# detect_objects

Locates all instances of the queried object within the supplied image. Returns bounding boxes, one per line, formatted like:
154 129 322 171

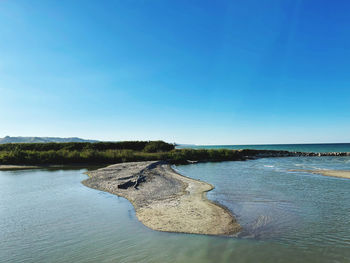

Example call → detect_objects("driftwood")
118 175 146 189
117 180 135 189
134 175 146 189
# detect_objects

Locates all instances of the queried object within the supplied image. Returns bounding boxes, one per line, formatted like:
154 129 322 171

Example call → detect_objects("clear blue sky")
1 0 349 144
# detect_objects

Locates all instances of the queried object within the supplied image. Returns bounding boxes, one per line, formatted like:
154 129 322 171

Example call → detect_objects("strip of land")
0 164 100 171
290 169 350 179
0 165 40 170
82 161 241 236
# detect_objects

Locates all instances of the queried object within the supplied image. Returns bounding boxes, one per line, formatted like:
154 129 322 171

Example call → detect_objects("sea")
1 143 349 263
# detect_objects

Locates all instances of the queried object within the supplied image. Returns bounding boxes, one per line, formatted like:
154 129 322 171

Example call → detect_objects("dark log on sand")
117 174 146 189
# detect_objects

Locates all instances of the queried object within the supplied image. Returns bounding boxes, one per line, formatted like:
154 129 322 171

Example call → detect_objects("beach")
82 161 241 236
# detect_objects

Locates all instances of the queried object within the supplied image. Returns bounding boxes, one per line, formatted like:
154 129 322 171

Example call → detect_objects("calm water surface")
1 157 350 262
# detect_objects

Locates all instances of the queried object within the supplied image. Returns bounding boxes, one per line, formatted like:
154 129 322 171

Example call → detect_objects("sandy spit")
0 165 40 170
82 161 241 236
290 169 350 179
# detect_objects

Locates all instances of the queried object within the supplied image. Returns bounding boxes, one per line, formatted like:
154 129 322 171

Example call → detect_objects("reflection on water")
1 158 350 263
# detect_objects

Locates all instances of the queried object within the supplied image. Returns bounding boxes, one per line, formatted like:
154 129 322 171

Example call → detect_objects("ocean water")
177 143 350 153
1 157 350 263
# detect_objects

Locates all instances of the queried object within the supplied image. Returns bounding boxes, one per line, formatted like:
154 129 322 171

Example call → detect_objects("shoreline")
82 161 241 236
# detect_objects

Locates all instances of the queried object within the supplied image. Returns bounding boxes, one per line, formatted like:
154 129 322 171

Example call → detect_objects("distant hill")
0 136 99 144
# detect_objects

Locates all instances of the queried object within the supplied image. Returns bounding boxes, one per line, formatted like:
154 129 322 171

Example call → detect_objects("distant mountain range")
0 136 99 144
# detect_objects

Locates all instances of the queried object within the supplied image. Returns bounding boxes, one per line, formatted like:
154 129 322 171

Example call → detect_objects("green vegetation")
0 141 174 152
0 141 228 165
0 141 285 165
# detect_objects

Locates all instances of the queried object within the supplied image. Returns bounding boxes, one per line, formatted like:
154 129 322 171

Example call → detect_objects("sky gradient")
1 0 349 144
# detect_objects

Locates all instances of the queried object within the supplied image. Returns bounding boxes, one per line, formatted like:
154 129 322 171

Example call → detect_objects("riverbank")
82 161 241 236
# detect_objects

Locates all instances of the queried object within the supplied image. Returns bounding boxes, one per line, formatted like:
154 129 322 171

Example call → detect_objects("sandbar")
0 165 40 170
290 169 350 179
82 161 241 236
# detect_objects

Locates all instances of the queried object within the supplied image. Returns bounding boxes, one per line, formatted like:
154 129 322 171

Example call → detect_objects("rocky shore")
82 161 241 236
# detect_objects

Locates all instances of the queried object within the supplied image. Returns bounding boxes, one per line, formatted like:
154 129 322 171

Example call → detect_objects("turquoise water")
1 157 350 262
177 143 350 153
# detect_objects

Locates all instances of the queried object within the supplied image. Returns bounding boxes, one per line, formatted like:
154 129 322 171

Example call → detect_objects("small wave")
311 167 330 171
263 165 274 168
238 215 271 239
310 166 325 170
252 215 270 229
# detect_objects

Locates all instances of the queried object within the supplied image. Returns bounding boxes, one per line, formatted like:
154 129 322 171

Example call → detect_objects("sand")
290 169 350 179
0 165 40 170
82 161 241 236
